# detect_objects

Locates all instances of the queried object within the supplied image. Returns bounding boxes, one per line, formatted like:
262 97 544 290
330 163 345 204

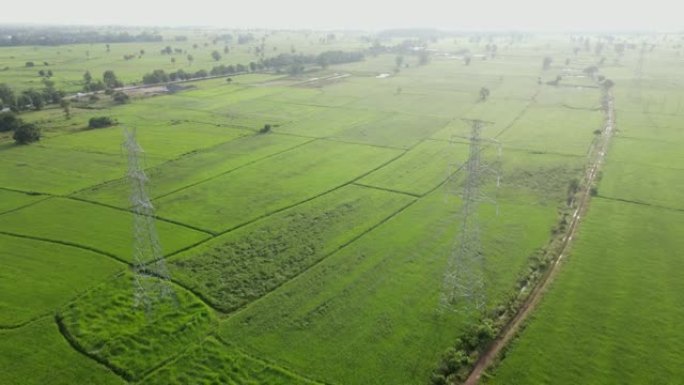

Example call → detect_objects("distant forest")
0 26 162 46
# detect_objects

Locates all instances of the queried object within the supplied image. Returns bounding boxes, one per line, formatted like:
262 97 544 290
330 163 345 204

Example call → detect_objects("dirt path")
462 89 615 385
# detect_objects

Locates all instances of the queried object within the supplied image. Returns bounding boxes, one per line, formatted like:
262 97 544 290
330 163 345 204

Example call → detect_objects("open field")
0 317 125 385
487 199 684 385
486 51 684 384
0 234 122 326
2 29 681 385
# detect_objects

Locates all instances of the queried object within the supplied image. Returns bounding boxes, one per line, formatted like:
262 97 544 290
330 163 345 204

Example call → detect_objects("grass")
154 139 402 232
0 189 46 214
0 197 210 261
168 184 415 312
41 120 251 160
331 112 450 149
498 105 603 156
487 199 684 385
219 183 559 385
359 139 469 196
2 32 666 385
141 337 321 385
0 234 122 326
58 272 217 381
0 144 127 194
0 317 125 385
75 133 310 207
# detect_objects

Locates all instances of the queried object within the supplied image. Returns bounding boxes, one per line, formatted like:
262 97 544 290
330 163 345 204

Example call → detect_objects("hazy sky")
1 0 680 31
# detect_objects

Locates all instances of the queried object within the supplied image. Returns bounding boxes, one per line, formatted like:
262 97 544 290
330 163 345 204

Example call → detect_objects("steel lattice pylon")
441 119 497 312
124 128 175 310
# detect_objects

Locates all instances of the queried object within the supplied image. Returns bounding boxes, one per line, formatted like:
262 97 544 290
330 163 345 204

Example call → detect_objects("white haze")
1 0 681 31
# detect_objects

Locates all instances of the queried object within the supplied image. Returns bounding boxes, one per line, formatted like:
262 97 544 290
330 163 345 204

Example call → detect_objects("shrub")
112 91 130 104
259 124 271 134
0 112 21 132
88 116 115 129
13 123 41 144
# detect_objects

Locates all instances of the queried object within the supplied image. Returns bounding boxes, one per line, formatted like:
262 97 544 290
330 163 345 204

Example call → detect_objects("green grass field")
0 234 122 326
487 199 684 385
0 317 125 385
2 29 680 385
487 52 684 384
0 197 209 261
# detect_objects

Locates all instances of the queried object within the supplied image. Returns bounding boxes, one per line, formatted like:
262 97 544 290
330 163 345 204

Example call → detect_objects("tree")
13 123 41 144
542 56 553 70
171 57 176 66
18 89 44 110
418 50 430 65
25 61 35 67
479 87 490 101
83 70 92 85
0 83 16 108
211 50 221 61
60 99 71 119
249 61 257 72
0 112 21 132
224 46 230 54
601 79 615 90
187 54 194 66
395 55 404 69
103 70 122 88
259 123 271 134
143 69 169 85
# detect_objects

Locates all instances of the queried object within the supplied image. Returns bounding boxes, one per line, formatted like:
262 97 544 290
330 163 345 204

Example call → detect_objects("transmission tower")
633 42 646 100
441 119 499 313
124 128 175 310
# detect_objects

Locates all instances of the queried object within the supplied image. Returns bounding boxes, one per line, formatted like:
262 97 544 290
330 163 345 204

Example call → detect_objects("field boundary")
66 195 216 235
150 137 318 202
54 314 132 382
0 230 129 265
352 182 423 198
596 195 684 213
0 313 52 330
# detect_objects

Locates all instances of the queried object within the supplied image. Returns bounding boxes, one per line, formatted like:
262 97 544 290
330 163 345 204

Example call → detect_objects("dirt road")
462 90 615 385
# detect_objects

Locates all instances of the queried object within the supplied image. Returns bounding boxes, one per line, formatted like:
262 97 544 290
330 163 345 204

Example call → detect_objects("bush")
0 112 21 132
259 123 271 134
88 116 115 129
112 91 129 104
13 123 41 144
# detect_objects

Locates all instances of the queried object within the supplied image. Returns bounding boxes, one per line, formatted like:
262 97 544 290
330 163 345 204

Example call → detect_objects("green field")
2 29 680 385
487 199 684 385
0 234 122 326
487 51 684 384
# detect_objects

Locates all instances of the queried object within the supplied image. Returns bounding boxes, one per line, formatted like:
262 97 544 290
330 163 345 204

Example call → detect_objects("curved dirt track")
462 90 615 385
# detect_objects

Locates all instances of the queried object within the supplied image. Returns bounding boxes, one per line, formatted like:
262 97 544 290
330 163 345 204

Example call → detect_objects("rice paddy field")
1 29 681 385
486 40 684 384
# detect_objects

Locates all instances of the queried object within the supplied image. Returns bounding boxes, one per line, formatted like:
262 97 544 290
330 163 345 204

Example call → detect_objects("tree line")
0 27 162 46
0 81 64 112
140 50 365 85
